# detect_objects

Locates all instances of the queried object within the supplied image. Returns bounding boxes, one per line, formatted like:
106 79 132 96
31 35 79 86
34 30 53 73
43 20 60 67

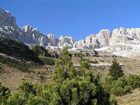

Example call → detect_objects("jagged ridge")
0 8 140 57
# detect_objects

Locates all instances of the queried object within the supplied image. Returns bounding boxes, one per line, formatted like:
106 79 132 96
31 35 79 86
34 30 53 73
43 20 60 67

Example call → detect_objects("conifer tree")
109 59 124 80
53 47 75 82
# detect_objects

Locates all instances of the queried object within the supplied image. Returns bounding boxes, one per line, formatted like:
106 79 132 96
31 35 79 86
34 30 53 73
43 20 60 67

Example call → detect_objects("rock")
57 35 75 49
20 25 50 46
97 29 111 47
0 8 20 39
0 8 17 27
85 34 100 48
109 27 128 46
47 33 58 46
74 40 86 49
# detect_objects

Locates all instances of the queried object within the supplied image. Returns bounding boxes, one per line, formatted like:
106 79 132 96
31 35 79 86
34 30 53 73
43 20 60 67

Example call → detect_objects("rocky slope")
0 8 140 57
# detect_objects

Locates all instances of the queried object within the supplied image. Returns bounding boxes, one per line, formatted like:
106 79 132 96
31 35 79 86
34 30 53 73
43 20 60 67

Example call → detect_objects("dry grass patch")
117 88 140 105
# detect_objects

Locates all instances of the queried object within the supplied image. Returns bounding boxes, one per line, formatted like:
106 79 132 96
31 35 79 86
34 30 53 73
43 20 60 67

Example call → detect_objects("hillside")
0 36 47 71
0 37 41 63
117 88 140 105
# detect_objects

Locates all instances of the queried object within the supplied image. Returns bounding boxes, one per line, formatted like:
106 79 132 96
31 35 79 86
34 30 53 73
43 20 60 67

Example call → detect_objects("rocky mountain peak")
0 8 17 27
1 8 140 57
58 35 75 49
97 29 111 47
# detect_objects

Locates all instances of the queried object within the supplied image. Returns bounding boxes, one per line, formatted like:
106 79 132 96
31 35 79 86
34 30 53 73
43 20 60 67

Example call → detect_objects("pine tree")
53 47 75 82
50 48 114 105
109 59 124 80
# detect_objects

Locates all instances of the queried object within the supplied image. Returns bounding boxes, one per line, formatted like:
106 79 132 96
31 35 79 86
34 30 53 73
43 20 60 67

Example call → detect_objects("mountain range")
0 8 140 57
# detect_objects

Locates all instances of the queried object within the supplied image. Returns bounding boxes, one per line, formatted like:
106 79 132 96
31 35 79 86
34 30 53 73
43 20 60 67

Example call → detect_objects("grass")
117 88 140 105
39 56 56 66
0 55 39 71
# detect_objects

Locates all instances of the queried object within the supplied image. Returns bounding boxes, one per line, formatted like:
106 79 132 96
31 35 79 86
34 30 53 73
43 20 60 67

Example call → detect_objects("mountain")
0 8 140 57
0 8 74 48
0 8 20 39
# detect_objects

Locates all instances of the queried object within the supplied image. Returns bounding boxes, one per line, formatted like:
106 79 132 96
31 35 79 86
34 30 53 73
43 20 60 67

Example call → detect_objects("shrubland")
0 47 140 104
104 59 140 96
0 37 57 71
0 48 117 105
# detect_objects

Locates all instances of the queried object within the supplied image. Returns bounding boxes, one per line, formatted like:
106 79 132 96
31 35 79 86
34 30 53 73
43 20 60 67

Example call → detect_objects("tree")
4 48 116 105
109 59 124 80
7 82 44 105
53 47 75 83
51 48 114 105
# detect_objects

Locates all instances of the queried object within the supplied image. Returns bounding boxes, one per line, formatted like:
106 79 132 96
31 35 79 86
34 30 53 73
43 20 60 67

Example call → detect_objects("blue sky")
0 0 140 40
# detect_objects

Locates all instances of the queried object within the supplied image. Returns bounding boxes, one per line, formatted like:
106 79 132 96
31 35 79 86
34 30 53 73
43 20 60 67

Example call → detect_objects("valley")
0 7 140 105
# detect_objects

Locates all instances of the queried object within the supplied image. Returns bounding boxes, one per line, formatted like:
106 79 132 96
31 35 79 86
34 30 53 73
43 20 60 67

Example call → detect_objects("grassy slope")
1 37 140 104
0 37 46 71
0 63 53 91
117 88 140 105
0 37 42 63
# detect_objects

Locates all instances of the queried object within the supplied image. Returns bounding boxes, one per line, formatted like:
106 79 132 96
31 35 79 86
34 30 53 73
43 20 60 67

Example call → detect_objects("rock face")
0 8 20 39
76 30 111 49
20 25 50 46
74 40 86 49
97 29 111 47
109 27 128 46
57 36 75 49
47 33 58 46
0 8 17 27
110 27 140 46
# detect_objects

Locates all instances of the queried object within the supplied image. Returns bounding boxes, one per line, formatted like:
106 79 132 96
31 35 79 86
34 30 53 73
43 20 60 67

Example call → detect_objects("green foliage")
0 83 10 104
0 37 41 63
109 59 124 80
19 82 37 95
0 37 45 71
126 75 140 88
53 47 75 83
0 55 36 71
39 57 55 65
7 82 45 105
0 48 117 105
31 45 49 57
51 48 114 105
80 59 90 70
105 75 140 96
110 77 131 96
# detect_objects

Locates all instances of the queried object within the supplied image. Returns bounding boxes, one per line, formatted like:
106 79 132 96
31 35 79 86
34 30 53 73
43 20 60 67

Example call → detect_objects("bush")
126 75 140 88
80 59 90 70
110 77 131 95
105 75 140 96
0 83 10 104
51 48 115 105
109 59 124 80
1 48 117 105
